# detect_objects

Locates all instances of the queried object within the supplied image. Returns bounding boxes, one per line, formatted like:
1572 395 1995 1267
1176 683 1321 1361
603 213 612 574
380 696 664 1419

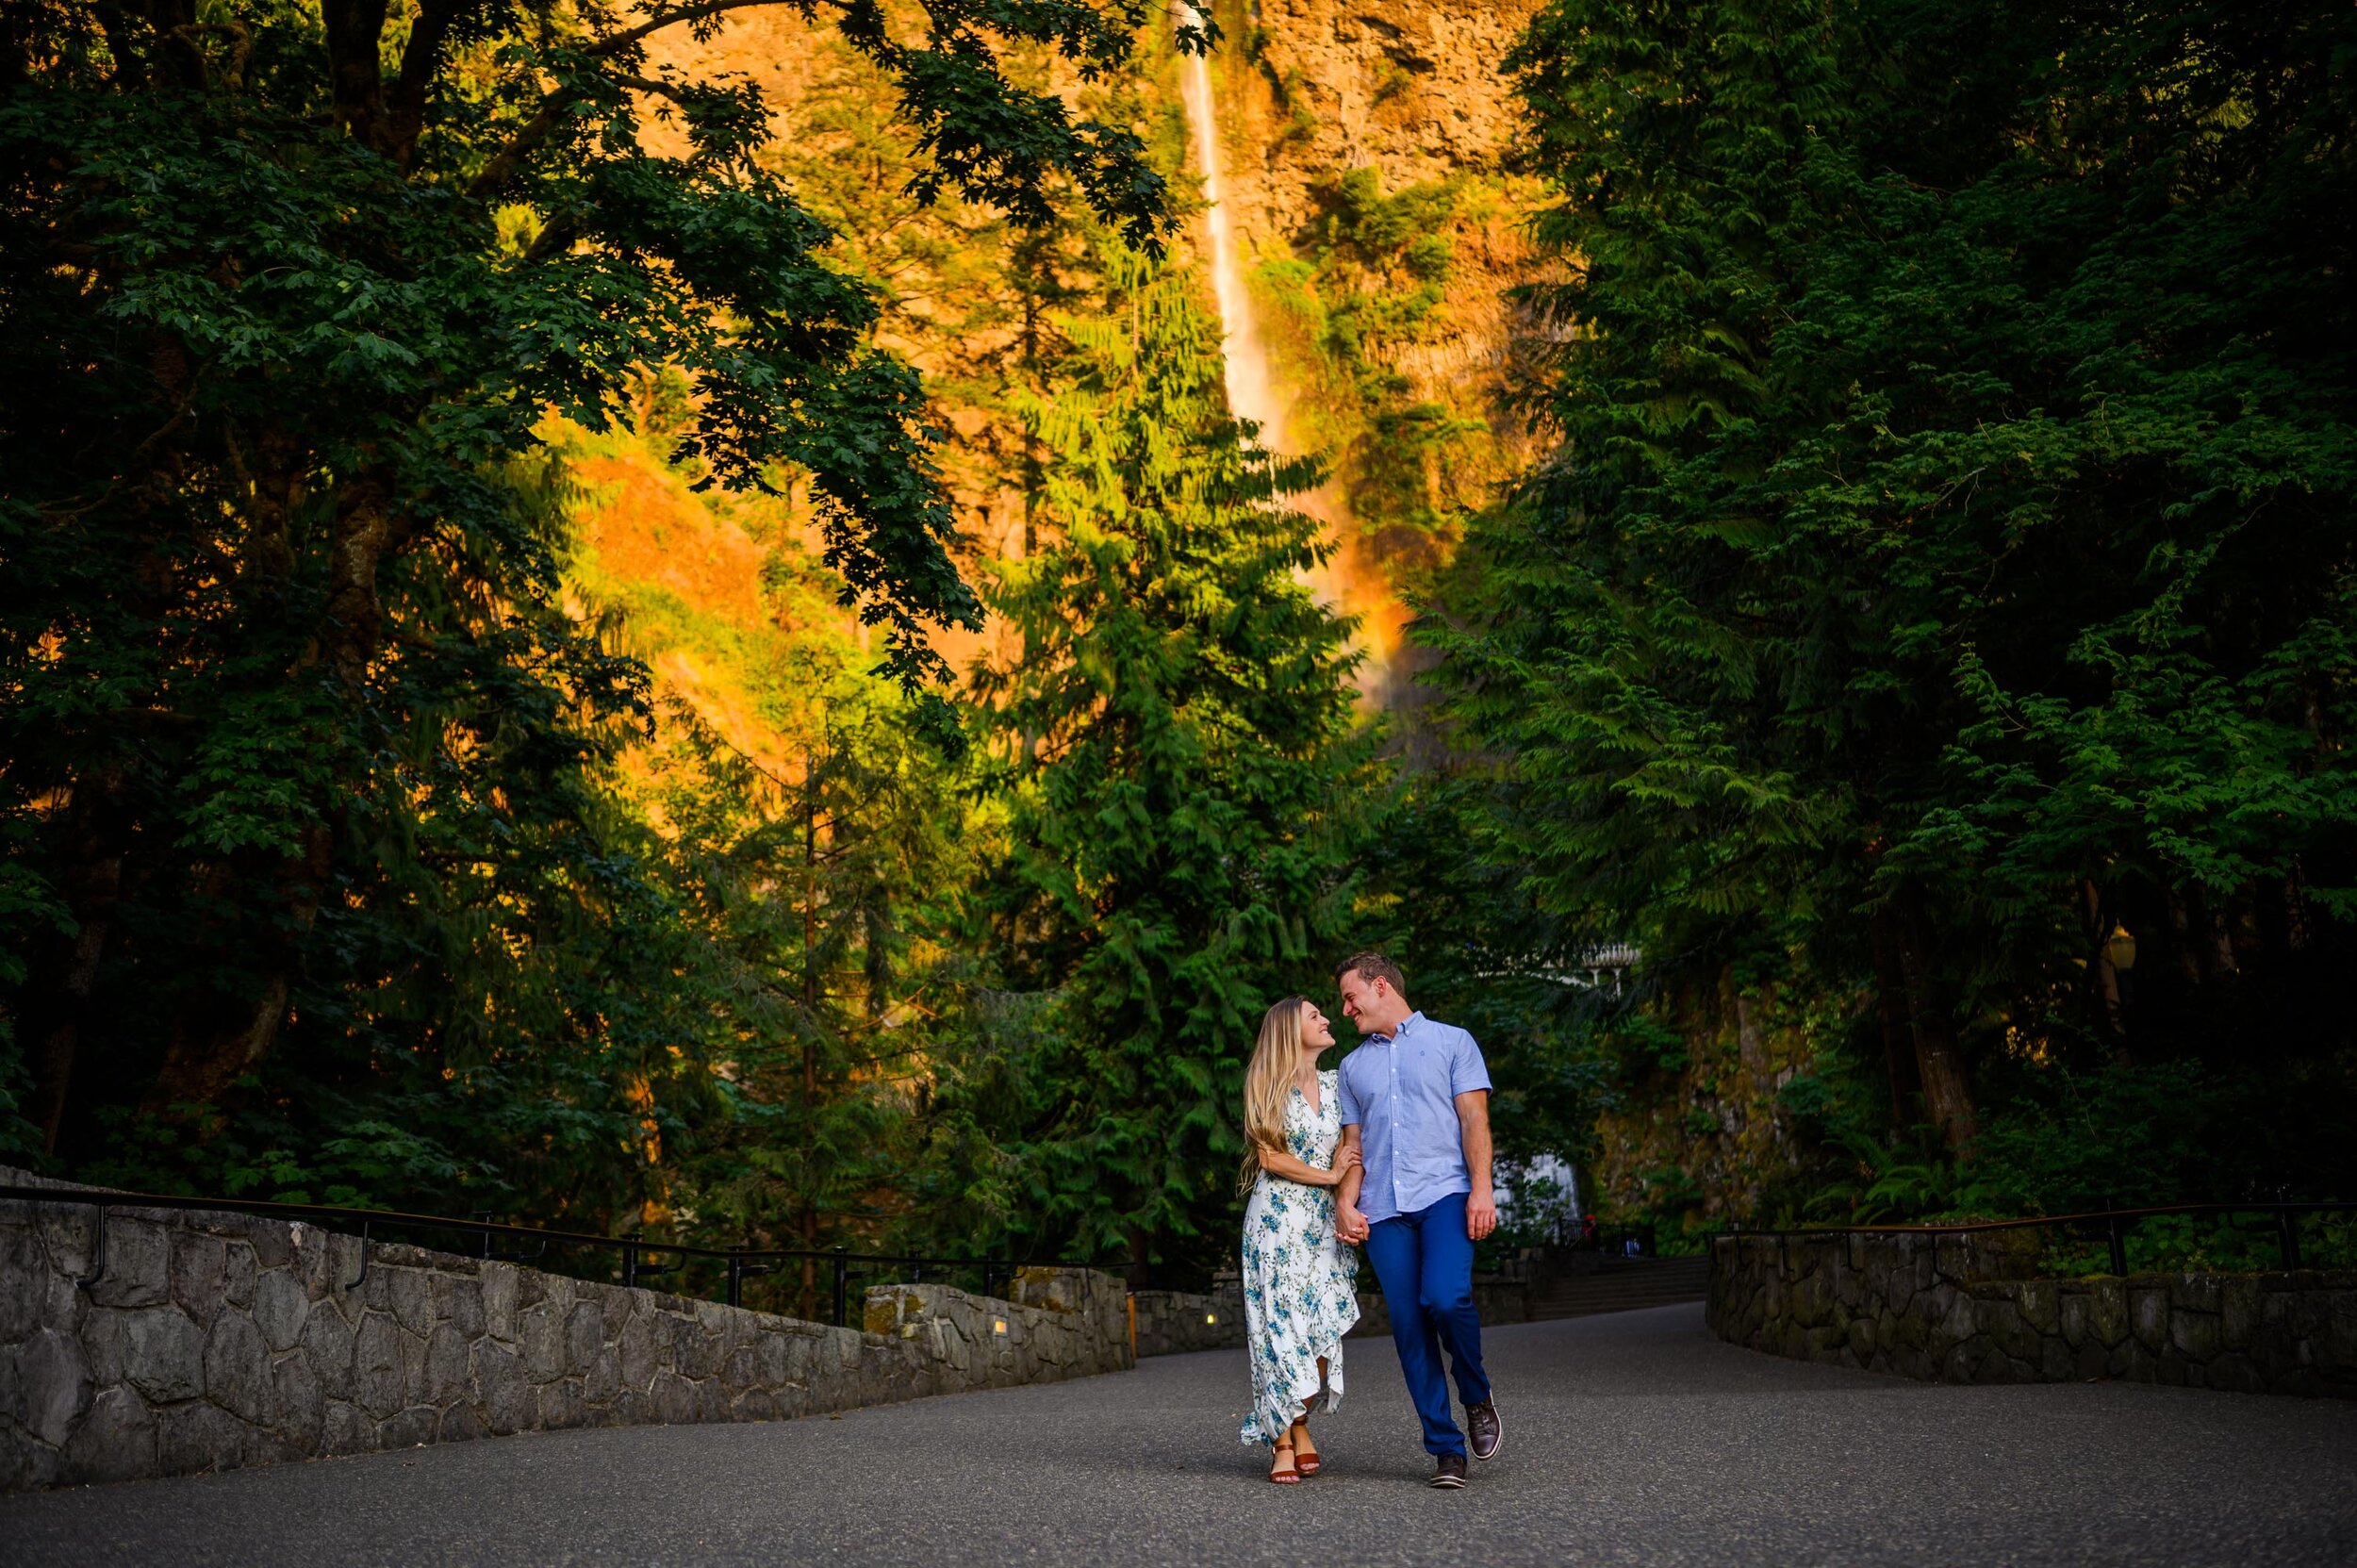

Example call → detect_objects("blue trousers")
1362 1190 1491 1457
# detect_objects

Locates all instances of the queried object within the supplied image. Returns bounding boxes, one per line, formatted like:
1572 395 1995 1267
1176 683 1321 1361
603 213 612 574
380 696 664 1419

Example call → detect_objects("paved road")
6 1304 2354 1567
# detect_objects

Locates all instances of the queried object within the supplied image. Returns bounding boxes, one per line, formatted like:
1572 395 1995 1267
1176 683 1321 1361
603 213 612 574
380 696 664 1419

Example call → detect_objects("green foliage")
1246 166 1509 569
1808 1129 2002 1225
1966 1062 2252 1217
1332 769 1621 1188
959 247 1371 1280
643 688 970 1313
1442 0 2357 1210
2040 1212 2357 1278
0 0 1195 1218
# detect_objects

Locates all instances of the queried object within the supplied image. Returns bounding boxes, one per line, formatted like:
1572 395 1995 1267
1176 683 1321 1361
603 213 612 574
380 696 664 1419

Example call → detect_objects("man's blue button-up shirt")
1337 1012 1492 1225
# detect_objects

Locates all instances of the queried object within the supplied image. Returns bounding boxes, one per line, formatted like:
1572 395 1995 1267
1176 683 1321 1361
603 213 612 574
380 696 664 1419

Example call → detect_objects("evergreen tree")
1446 0 2357 1210
0 0 1205 1195
963 251 1370 1282
648 690 968 1317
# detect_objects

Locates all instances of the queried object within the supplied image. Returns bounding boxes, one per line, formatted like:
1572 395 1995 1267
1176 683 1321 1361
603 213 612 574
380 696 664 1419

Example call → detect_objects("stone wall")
1708 1230 2357 1398
1130 1286 1246 1357
1129 1270 1533 1357
0 1171 1130 1491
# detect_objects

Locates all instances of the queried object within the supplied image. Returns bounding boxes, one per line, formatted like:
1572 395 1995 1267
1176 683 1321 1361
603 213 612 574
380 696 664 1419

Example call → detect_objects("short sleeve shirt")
1337 1013 1492 1225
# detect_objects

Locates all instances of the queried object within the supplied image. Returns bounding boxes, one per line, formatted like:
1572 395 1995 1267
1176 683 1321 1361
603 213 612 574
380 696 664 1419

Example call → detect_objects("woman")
1237 996 1362 1483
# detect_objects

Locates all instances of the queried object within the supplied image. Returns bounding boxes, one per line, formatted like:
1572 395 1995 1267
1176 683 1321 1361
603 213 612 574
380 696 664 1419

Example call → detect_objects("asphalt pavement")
5 1303 2353 1567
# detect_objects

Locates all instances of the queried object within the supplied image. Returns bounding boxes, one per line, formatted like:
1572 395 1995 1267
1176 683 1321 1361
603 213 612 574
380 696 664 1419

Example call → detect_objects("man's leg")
1361 1212 1464 1458
1415 1191 1492 1411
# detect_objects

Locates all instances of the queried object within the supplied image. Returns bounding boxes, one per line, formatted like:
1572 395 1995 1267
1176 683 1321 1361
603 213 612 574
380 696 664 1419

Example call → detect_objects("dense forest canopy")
2 0 2351 1292
1450 0 2357 1231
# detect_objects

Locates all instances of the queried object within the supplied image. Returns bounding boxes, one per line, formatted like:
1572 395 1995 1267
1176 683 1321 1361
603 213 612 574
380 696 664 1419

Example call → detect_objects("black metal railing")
1713 1199 2357 1276
0 1183 1089 1328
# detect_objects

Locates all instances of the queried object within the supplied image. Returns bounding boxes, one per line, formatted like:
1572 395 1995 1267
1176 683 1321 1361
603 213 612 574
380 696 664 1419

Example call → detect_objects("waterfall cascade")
1177 10 1432 699
1177 9 1288 459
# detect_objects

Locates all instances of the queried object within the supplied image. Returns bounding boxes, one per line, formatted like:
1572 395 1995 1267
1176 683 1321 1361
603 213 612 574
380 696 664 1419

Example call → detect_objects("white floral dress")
1238 1069 1360 1447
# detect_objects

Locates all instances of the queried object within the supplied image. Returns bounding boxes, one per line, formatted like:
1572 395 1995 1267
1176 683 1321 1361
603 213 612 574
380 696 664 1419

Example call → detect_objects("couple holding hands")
1235 951 1502 1489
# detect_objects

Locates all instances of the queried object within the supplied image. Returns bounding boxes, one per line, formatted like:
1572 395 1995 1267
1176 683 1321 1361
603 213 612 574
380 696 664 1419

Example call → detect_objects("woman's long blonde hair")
1237 997 1312 1196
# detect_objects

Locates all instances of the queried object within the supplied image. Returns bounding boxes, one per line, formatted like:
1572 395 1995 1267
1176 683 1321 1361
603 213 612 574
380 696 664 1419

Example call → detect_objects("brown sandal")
1268 1441 1301 1484
1292 1425 1321 1476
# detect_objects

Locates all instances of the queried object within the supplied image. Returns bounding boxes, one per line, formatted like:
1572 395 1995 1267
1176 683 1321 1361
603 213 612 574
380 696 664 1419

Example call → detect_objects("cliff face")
1591 978 1836 1237
1200 0 1551 652
612 4 1555 720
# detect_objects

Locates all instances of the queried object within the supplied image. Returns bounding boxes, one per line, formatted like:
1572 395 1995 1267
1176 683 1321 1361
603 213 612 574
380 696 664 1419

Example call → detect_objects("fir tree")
1445 0 2357 1210
648 690 967 1317
964 251 1370 1283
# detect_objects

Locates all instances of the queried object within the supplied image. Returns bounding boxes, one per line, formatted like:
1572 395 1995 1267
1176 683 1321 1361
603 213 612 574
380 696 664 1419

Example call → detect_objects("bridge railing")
1712 1199 2357 1276
0 1181 1095 1328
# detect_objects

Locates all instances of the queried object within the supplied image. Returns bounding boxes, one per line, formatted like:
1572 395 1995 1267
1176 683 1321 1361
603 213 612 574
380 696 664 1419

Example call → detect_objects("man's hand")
1465 1188 1497 1242
1336 1204 1371 1246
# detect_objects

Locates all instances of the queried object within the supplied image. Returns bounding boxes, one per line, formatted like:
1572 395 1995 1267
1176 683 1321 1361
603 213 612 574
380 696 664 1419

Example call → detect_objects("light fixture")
1205 1312 1217 1325
2106 925 2137 973
993 1318 1007 1335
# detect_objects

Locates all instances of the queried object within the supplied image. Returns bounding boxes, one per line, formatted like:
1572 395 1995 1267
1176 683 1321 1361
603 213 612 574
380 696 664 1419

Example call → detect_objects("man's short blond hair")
1335 950 1407 998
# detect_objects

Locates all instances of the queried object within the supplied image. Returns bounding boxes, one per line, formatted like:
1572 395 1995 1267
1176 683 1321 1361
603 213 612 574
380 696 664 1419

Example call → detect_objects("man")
1332 951 1502 1489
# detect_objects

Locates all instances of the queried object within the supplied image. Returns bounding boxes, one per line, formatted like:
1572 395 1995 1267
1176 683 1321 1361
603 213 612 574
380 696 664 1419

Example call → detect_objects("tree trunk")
148 471 402 1114
2164 886 2204 985
1888 895 1977 1151
25 773 132 1156
1868 909 1921 1132
146 820 333 1113
1731 976 1769 1090
799 1205 818 1324
2084 880 2131 1062
1125 1219 1151 1291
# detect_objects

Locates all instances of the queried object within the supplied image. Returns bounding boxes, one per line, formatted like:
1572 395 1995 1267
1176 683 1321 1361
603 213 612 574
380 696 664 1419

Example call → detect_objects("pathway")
5 1304 2353 1566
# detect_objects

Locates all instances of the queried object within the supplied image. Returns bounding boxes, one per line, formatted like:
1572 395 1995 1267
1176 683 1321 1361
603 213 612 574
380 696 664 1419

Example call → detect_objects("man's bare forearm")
1337 1127 1365 1213
1460 1097 1493 1194
1456 1089 1497 1240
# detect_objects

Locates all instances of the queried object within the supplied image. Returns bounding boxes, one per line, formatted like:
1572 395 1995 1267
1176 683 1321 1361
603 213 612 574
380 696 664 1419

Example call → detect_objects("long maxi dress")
1238 1068 1361 1448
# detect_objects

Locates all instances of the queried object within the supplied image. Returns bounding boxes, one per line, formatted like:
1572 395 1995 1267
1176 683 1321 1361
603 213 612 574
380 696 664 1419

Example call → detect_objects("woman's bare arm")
1256 1141 1360 1188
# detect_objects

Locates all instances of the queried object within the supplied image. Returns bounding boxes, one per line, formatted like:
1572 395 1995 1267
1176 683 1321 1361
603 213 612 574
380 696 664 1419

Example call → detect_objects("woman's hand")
1321 1145 1361 1188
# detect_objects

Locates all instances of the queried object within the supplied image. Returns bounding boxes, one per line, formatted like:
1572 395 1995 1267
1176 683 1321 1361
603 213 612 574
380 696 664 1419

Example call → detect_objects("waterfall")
1177 8 1409 692
1177 8 1289 454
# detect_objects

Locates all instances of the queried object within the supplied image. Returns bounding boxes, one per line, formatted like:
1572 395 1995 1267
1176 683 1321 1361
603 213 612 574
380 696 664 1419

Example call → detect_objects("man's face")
1338 969 1384 1032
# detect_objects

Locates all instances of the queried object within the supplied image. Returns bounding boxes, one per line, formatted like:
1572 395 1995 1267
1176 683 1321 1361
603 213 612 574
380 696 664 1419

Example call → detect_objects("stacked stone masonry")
0 1170 1130 1491
1130 1270 1535 1358
1129 1286 1248 1358
1708 1230 2357 1398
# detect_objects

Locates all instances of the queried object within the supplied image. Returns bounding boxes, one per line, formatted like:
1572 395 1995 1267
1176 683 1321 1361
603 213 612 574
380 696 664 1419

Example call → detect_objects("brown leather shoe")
1468 1397 1502 1461
1430 1453 1468 1488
